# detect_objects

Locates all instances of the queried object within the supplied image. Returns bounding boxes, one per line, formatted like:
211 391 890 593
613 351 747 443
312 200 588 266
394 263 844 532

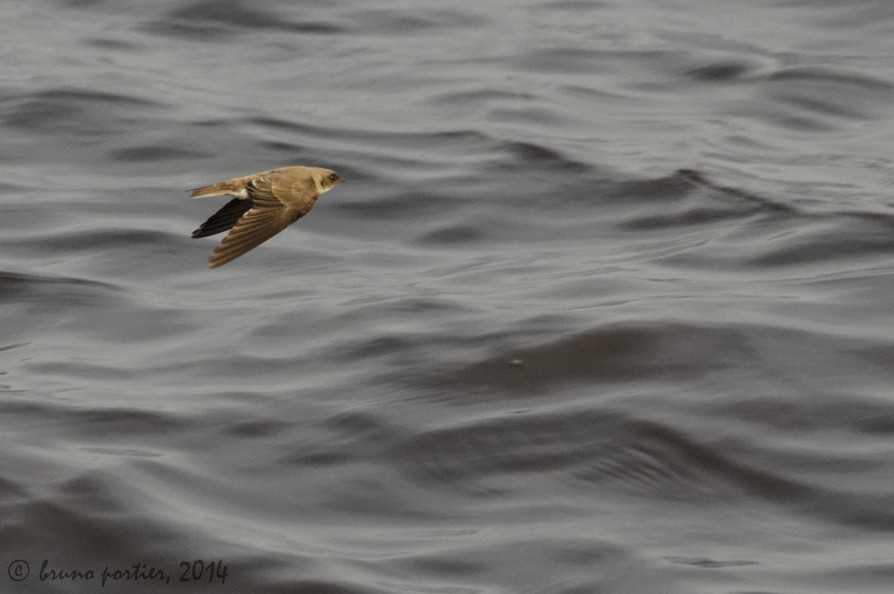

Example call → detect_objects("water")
3 0 894 592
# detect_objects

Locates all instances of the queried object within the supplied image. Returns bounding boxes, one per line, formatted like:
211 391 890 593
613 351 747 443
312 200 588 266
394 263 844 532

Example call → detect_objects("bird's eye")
328 173 338 182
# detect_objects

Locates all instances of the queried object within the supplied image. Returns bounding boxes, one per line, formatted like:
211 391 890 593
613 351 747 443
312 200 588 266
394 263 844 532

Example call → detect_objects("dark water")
3 1 894 592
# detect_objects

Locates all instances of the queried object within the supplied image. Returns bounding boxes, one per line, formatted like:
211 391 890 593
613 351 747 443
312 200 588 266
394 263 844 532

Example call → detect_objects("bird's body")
190 166 340 268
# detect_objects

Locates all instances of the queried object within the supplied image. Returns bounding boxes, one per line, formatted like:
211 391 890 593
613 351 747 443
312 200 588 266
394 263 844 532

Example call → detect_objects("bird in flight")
190 166 341 268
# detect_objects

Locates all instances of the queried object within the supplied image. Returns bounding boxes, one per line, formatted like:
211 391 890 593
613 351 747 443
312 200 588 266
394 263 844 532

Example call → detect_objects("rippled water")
3 1 894 592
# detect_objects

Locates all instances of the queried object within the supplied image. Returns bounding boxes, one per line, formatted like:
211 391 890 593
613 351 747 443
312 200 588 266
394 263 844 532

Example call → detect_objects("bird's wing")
206 179 305 268
191 197 253 238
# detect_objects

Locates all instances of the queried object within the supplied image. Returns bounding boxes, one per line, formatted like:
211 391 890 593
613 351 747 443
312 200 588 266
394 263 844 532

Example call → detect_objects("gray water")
3 1 894 592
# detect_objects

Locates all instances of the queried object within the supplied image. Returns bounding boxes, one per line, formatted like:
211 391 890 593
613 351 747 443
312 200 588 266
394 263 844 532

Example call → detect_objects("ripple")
391 409 793 502
0 271 123 306
754 66 894 130
1 88 163 135
149 0 344 37
684 60 754 82
107 145 210 162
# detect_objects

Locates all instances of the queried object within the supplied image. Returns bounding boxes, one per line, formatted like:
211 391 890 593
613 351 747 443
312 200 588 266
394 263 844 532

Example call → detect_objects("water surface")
2 1 894 592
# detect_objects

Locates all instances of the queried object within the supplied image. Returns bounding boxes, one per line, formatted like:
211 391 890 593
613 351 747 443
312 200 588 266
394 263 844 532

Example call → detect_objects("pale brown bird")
190 166 341 268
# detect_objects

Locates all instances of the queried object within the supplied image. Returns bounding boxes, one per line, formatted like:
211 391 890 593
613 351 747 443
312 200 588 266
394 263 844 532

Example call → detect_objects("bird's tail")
190 183 228 198
189 178 248 199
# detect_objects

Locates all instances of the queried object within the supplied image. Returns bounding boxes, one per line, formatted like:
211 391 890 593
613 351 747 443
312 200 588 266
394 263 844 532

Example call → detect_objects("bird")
190 166 341 268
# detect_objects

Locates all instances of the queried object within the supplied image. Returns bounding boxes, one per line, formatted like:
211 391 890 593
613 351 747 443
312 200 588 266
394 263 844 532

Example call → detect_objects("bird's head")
311 168 341 195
